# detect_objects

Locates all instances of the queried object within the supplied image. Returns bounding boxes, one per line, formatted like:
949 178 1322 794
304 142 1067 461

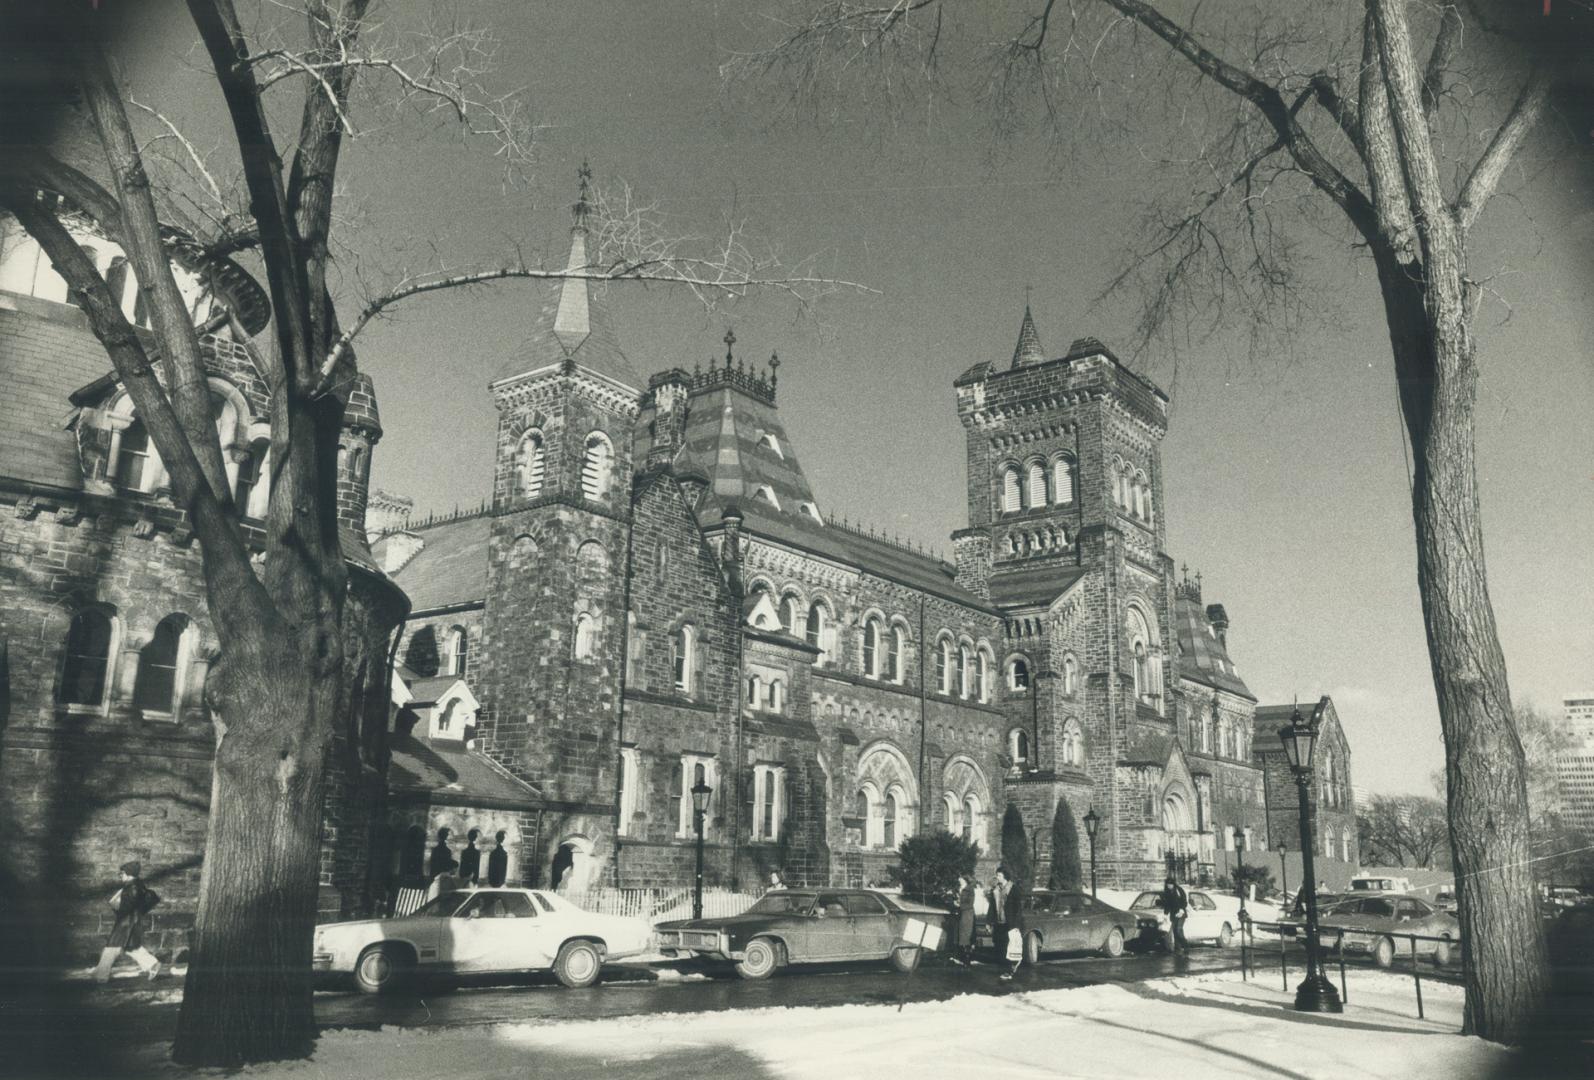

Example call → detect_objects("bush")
888 831 981 905
1049 800 1083 891
1215 864 1276 899
1001 803 1031 886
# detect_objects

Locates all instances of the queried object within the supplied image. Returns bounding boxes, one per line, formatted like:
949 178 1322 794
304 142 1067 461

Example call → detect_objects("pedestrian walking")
487 830 509 887
1159 876 1190 954
992 867 1027 979
954 874 977 965
458 828 482 886
93 861 162 984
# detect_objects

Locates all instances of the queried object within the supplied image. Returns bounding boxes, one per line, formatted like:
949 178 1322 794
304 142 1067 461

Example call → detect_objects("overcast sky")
125 1 1594 796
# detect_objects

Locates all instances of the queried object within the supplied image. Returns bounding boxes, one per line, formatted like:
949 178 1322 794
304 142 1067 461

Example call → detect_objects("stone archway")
550 835 595 894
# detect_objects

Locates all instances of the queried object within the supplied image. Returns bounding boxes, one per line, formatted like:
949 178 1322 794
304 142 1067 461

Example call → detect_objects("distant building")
1561 693 1594 750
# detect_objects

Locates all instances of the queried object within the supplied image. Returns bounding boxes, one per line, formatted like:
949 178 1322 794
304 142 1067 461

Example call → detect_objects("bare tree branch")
1421 3 1464 120
1455 66 1550 231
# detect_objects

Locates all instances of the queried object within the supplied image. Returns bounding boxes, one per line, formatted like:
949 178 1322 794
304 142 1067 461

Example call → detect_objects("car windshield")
1129 893 1161 910
747 892 815 916
409 893 467 918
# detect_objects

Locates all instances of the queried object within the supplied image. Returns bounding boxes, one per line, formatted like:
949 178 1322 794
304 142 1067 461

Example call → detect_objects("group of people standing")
424 827 510 899
951 867 1027 980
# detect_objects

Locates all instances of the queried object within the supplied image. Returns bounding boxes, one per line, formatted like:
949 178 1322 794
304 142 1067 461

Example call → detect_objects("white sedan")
313 888 654 993
1129 889 1241 948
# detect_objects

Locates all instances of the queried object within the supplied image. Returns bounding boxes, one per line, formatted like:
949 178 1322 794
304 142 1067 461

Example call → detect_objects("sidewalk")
118 968 1510 1079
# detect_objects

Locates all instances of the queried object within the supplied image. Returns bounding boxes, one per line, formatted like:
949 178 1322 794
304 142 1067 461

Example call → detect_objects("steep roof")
986 563 1089 609
1011 305 1045 368
388 513 492 613
489 226 641 393
387 733 541 810
1175 594 1255 700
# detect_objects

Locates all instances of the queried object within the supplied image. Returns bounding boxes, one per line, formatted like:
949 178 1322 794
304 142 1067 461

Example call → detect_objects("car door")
841 891 898 959
804 893 856 961
1186 891 1219 941
441 891 545 972
1045 892 1092 952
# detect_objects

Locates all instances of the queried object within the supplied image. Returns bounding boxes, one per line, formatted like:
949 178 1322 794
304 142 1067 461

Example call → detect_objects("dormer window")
755 484 780 510
759 432 783 458
800 502 823 524
115 418 155 491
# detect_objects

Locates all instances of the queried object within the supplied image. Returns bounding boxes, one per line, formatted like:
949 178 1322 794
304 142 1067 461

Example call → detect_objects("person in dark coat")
458 828 482 886
992 866 1027 979
94 861 161 983
1159 876 1190 954
429 827 457 880
954 874 977 965
487 830 509 887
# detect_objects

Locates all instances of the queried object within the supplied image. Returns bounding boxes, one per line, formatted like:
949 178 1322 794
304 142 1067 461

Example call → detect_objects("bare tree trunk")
1374 249 1548 1042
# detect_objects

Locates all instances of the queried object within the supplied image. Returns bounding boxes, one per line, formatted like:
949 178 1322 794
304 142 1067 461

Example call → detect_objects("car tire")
1218 923 1234 949
554 940 603 989
1432 937 1452 967
354 944 410 996
1023 931 1042 965
1372 935 1396 969
734 937 781 980
889 945 921 973
1101 926 1125 958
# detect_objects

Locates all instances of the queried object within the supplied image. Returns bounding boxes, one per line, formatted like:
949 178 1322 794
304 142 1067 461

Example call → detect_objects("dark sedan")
977 890 1151 962
1313 894 1459 967
657 889 954 979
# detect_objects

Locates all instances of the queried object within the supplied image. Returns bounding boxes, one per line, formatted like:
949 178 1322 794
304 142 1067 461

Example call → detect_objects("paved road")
312 946 1251 1032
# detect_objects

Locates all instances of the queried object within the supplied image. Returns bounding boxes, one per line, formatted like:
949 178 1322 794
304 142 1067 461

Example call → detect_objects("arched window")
1001 467 1021 513
887 625 905 682
448 626 469 676
862 617 881 678
1061 720 1083 768
1200 711 1213 754
1027 462 1046 508
956 643 970 698
943 792 961 834
59 608 116 709
1062 653 1078 695
115 417 155 491
1053 456 1075 505
964 793 983 847
747 674 763 709
517 431 545 498
133 614 190 716
1127 605 1159 706
975 650 990 703
1340 828 1352 862
883 787 901 849
936 638 952 694
671 624 695 693
805 601 829 665
576 539 608 575
778 594 799 636
859 782 882 847
769 679 784 713
1008 656 1030 691
1009 729 1030 768
581 431 614 500
573 613 596 660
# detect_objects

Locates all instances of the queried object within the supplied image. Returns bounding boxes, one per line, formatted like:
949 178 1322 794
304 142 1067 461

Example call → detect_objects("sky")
121 1 1594 797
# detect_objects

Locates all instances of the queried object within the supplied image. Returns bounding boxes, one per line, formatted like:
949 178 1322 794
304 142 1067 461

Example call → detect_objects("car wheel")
1217 923 1234 948
354 944 410 996
1432 937 1452 967
734 937 781 980
1101 926 1125 958
889 945 921 973
1372 935 1396 969
554 940 603 989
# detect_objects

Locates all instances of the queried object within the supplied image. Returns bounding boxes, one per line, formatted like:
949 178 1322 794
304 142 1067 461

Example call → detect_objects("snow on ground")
136 968 1508 1080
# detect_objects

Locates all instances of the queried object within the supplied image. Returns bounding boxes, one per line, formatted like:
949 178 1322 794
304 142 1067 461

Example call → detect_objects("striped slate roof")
1175 594 1255 700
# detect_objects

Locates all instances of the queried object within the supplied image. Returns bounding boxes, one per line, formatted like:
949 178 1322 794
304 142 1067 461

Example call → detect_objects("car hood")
657 913 786 932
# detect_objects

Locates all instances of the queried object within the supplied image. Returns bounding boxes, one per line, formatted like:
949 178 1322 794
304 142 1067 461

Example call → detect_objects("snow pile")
178 968 1508 1080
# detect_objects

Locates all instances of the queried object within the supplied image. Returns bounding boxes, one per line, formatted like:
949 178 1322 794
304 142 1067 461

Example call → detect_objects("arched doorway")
550 835 594 894
1161 789 1197 882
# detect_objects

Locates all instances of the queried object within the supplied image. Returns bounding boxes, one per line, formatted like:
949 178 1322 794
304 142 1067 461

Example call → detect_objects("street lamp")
1234 828 1248 920
1083 807 1100 899
1278 703 1342 1013
691 778 712 920
1276 840 1289 906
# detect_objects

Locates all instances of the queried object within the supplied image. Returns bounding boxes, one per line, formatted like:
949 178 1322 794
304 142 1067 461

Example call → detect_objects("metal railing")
1240 914 1456 1020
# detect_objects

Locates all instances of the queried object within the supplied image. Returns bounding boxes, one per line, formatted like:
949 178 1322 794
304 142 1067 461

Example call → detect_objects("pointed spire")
1012 303 1045 368
553 162 594 353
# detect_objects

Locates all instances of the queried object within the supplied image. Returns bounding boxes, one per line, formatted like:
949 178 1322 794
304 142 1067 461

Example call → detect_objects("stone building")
372 190 1362 897
0 198 406 963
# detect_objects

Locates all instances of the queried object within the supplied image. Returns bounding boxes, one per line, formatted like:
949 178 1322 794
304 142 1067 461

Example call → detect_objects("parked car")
1349 875 1413 894
1129 889 1240 949
313 888 655 994
656 888 952 979
1313 893 1458 967
975 889 1150 962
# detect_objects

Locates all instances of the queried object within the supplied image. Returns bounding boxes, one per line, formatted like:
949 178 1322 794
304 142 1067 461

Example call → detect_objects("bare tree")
1359 794 1449 868
732 0 1583 1042
0 1 863 1066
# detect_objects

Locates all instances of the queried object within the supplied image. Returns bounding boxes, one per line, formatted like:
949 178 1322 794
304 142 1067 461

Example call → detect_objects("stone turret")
337 371 382 537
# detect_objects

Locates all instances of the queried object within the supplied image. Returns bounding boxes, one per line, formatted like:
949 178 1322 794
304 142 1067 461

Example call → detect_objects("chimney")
646 369 691 468
1205 603 1230 647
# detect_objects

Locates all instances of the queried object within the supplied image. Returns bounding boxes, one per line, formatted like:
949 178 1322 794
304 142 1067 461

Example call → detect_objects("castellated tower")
953 305 1179 887
336 370 382 537
476 170 644 887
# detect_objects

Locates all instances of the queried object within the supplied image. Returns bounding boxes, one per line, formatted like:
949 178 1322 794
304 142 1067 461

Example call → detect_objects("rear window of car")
748 892 815 916
1190 893 1215 910
458 892 536 919
1130 893 1160 910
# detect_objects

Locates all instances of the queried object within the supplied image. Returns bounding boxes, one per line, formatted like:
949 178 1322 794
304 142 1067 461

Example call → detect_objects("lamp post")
1278 703 1342 1013
691 778 712 920
1083 807 1100 899
1234 828 1248 920
1276 840 1289 906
